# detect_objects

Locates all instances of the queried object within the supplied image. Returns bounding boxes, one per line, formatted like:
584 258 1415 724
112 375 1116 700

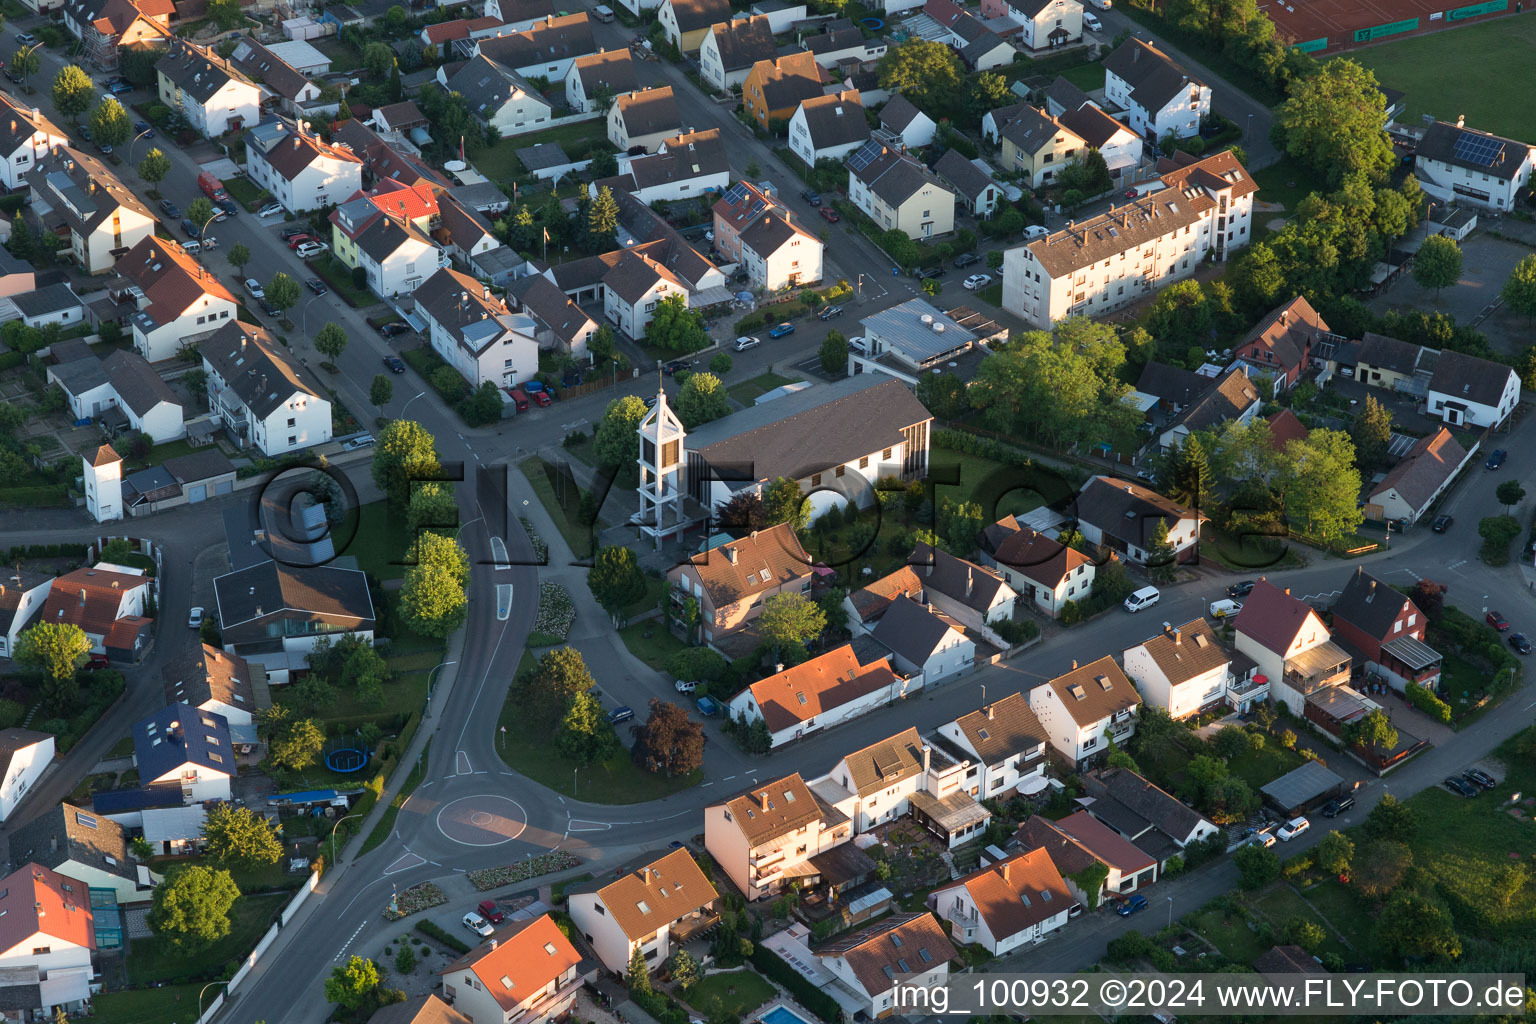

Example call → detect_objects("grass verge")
619 621 688 672
518 456 602 558
126 893 287 985
361 737 432 854
725 371 798 406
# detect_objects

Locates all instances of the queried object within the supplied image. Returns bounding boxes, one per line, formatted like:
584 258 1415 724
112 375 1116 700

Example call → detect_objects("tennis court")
1261 0 1527 53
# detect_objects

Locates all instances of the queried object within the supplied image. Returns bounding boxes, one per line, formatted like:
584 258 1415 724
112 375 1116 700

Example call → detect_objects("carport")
1260 760 1344 817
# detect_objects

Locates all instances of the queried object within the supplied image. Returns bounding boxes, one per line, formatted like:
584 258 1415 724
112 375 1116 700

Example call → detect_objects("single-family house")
1366 427 1470 524
735 204 822 290
1057 101 1142 181
245 118 364 213
933 149 1002 217
667 523 815 642
156 41 260 137
846 139 956 240
1074 476 1205 566
199 321 332 455
470 13 596 82
132 703 234 804
162 644 262 727
602 250 690 340
907 543 1016 636
438 915 588 1024
366 996 471 1024
608 87 680 154
789 89 869 168
1231 580 1351 717
39 566 151 655
566 49 638 113
63 0 172 69
0 729 53 823
1054 810 1159 892
1414 118 1536 211
212 561 374 681
1234 295 1330 394
231 37 329 117
800 18 886 68
1426 349 1521 428
869 595 973 687
0 571 53 660
443 54 555 137
698 16 778 91
1329 566 1442 692
742 51 825 133
414 266 538 389
29 146 155 274
846 565 925 631
977 516 1094 618
47 349 185 443
877 93 936 148
704 773 855 900
996 104 1086 189
0 863 96 1017
1082 766 1220 866
1355 332 1434 392
657 0 730 53
0 93 69 191
726 644 906 749
711 180 786 261
370 101 428 136
420 16 513 58
923 0 1013 71
116 236 238 363
568 848 719 976
508 274 597 361
930 692 1048 800
928 847 1071 954
1102 37 1210 141
1158 366 1261 453
1122 618 1255 719
813 913 955 1019
606 128 731 204
1028 656 1140 765
7 803 154 904
1001 0 1082 49
1013 815 1112 905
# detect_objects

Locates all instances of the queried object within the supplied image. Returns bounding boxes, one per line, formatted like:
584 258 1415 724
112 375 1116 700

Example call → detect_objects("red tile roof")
41 567 148 636
0 863 95 956
367 179 440 222
1054 810 1156 874
1230 579 1324 656
1265 408 1309 450
933 846 1071 941
439 914 580 1011
746 645 899 732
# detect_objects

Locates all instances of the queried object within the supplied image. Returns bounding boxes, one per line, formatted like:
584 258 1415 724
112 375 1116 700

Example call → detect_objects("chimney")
1000 861 1012 883
488 938 498 949
726 546 738 564
293 136 303 150
1132 44 1140 61
641 867 653 883
1174 628 1181 645
774 663 785 674
50 836 57 853
1457 114 1465 128
1071 659 1078 670
1284 588 1291 596
986 703 995 721
1279 310 1288 326
966 567 973 599
921 744 931 777
78 588 87 606
759 789 771 808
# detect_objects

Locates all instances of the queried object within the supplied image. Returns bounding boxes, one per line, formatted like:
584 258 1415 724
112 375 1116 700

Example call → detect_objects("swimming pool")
760 1005 818 1024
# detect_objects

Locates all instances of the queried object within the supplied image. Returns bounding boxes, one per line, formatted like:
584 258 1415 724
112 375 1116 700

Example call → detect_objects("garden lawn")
1185 905 1270 964
275 667 427 726
619 621 688 672
1198 526 1306 572
1057 61 1104 93
348 500 415 581
1250 884 1350 959
308 253 378 307
124 438 200 472
223 176 261 208
929 447 1047 520
1351 17 1536 142
85 984 206 1024
1397 783 1536 938
1223 735 1306 792
683 970 778 1017
519 456 603 558
1298 879 1377 960
725 372 797 406
126 893 287 984
1251 154 1327 216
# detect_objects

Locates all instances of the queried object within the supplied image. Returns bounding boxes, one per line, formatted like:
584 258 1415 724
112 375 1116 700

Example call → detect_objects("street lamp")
329 811 365 865
1166 896 1174 928
400 390 428 419
198 980 230 1018
426 657 456 701
301 294 328 342
1246 113 1253 140
127 126 154 166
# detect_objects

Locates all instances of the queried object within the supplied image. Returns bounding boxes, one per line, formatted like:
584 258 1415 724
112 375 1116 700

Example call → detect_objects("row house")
1028 655 1141 766
845 139 956 240
231 37 332 119
467 13 596 82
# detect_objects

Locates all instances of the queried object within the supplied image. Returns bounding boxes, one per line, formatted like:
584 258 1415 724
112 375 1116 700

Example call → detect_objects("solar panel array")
722 182 749 205
846 138 885 173
1452 129 1505 167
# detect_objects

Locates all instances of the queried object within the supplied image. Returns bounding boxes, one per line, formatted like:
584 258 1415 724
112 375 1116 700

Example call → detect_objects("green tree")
1350 394 1393 471
576 489 599 528
207 0 244 29
1496 479 1526 513
520 646 596 731
406 481 458 535
1233 842 1280 890
1342 707 1398 752
394 944 416 974
590 323 617 365
362 42 395 78
646 294 707 352
762 476 810 531
90 97 131 147
370 373 394 416
372 419 441 509
266 272 302 317
1354 839 1413 896
52 64 95 122
1316 830 1354 876
1276 429 1363 543
757 592 826 655
819 333 848 374
709 352 732 375
202 803 283 870
326 956 382 1010
630 698 705 776
555 690 618 765
915 372 969 420
1378 890 1460 960
588 545 647 623
593 395 648 468
138 147 170 189
876 40 962 113
314 322 348 363
147 866 240 950
399 532 469 638
227 242 252 276
938 497 984 554
186 197 215 232
10 46 39 86
588 185 620 237
268 716 325 770
675 371 729 428
1501 253 1536 322
1168 433 1213 508
1412 234 1463 299
1282 918 1327 955
1273 58 1396 186
6 212 32 260
14 622 91 682
1478 513 1522 564
629 947 652 995
671 949 702 990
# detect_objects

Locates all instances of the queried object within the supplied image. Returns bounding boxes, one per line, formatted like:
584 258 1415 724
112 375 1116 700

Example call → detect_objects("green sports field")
1350 15 1536 141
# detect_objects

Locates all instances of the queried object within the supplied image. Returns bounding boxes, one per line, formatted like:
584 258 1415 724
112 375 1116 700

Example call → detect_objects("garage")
214 479 234 496
187 484 207 503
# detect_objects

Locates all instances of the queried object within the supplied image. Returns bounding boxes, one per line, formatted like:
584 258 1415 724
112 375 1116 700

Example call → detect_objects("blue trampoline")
861 16 883 28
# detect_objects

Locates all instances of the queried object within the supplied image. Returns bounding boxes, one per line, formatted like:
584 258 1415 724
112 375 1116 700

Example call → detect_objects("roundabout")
434 793 529 847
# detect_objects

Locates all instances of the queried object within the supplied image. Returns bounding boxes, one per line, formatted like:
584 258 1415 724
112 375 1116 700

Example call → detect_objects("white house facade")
199 322 332 456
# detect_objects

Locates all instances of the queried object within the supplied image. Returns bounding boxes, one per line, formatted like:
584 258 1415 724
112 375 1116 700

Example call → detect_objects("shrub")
1405 680 1453 724
751 944 842 1022
993 617 1038 645
414 919 470 953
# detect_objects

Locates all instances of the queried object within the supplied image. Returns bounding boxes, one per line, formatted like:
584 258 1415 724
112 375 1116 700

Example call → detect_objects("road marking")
490 536 510 569
722 775 735 781
568 819 613 832
383 852 426 875
700 781 713 787
457 750 473 775
335 920 367 960
497 583 513 620
1448 559 1468 571
474 770 488 774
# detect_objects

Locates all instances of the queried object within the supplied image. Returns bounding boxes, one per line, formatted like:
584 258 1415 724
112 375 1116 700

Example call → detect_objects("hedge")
415 920 470 954
0 485 71 509
1404 680 1452 724
7 543 90 562
933 428 1034 470
751 944 841 1023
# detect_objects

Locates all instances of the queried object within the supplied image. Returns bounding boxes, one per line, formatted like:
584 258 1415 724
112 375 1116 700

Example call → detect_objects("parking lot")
1368 230 1533 357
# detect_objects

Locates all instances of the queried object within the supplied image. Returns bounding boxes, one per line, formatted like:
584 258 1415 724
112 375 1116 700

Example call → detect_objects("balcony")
507 973 585 1024
1283 641 1352 695
670 907 720 942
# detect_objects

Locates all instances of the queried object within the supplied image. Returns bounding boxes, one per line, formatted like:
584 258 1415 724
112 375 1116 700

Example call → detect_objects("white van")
1124 586 1161 613
1082 11 1103 30
1209 598 1242 618
1088 0 1111 9
593 3 615 19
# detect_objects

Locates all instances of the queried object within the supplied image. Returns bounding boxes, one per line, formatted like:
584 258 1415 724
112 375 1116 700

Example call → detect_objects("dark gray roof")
613 87 679 139
1075 476 1200 547
571 48 637 95
213 559 375 630
998 104 1077 156
0 968 40 1012
1136 361 1206 407
8 802 136 883
933 149 994 200
413 266 528 353
448 181 511 211
509 273 594 346
1418 119 1531 181
476 13 595 70
1103 38 1204 114
446 55 544 122
199 321 325 420
163 449 235 483
738 209 808 257
0 89 66 159
163 644 256 713
688 376 932 484
603 251 678 304
797 91 868 150
354 209 431 263
34 145 153 235
630 129 728 190
803 20 864 54
1168 366 1258 435
1084 767 1209 842
49 355 108 397
1260 760 1343 811
101 349 179 417
849 141 950 207
156 40 254 104
11 282 80 319
0 729 51 783
711 15 778 71
908 543 1010 614
1331 567 1419 641
666 0 730 34
1057 102 1132 148
1044 75 1092 115
879 93 924 133
1357 332 1428 376
870 594 959 666
1427 348 1516 408
230 36 314 102
134 702 233 782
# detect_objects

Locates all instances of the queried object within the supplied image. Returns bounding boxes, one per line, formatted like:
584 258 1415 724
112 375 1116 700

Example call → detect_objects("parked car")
953 252 982 268
106 78 133 95
1464 768 1497 789
1208 598 1242 619
1320 796 1354 818
133 119 153 135
296 241 328 259
963 273 992 290
1243 830 1276 848
1486 448 1507 469
261 300 283 318
1123 585 1160 613
817 304 843 320
159 199 182 219
1431 515 1453 533
1486 610 1510 631
1510 633 1532 654
280 226 309 241
1114 893 1148 916
258 202 285 218
477 900 505 925
1277 816 1310 841
606 706 634 725
286 234 314 250
1023 225 1049 240
674 679 696 693
15 33 37 46
343 434 375 451
768 322 795 338
306 278 328 295
1082 10 1103 30
1227 580 1256 598
383 355 406 373
244 278 264 299
818 206 839 223
188 606 205 628
378 322 411 337
462 912 494 937
663 359 693 376
1123 186 1139 199
1444 776 1478 797
847 335 867 355
734 336 759 351
800 189 820 204
530 389 551 407
915 266 945 280
84 653 110 671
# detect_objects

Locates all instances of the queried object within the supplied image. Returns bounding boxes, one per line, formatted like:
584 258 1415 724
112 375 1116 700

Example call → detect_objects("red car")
818 206 840 223
530 389 551 407
286 234 314 250
84 653 110 671
1487 610 1510 631
477 900 505 925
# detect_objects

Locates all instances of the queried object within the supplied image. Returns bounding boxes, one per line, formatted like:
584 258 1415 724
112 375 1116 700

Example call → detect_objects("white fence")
192 871 319 1024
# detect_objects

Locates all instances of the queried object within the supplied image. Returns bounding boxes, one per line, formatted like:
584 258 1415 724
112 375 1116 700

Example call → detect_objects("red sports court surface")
1260 0 1518 52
